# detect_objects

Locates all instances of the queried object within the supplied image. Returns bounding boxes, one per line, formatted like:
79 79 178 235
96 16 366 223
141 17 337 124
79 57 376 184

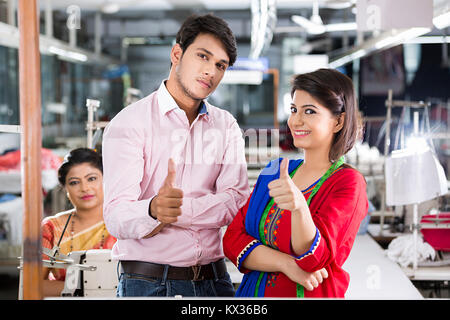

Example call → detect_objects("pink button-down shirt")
102 81 250 267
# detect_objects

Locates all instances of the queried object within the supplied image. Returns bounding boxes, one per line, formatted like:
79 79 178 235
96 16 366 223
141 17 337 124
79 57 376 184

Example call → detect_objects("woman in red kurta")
223 68 368 298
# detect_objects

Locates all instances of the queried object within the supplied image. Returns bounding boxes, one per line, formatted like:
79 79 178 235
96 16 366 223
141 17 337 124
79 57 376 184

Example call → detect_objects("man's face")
173 33 230 101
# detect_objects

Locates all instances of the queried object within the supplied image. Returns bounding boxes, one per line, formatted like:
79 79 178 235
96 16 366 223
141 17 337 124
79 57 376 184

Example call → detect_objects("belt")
120 259 227 281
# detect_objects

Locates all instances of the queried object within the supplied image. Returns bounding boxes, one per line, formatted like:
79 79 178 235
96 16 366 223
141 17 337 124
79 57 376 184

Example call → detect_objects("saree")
235 157 344 297
42 209 116 281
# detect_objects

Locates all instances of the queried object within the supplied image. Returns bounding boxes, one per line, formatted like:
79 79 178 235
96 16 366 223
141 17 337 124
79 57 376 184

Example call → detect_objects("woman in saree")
42 148 116 297
223 68 368 298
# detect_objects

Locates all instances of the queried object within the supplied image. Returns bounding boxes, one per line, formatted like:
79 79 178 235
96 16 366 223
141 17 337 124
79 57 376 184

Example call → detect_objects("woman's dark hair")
290 68 363 162
58 148 103 186
176 13 237 66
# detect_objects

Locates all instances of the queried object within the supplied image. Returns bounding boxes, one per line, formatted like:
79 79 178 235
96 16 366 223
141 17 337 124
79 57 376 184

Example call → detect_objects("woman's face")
65 163 103 211
288 89 343 153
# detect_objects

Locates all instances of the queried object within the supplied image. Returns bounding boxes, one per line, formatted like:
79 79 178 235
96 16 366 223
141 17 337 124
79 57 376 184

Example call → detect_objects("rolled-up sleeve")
102 114 159 240
294 171 367 272
223 194 262 273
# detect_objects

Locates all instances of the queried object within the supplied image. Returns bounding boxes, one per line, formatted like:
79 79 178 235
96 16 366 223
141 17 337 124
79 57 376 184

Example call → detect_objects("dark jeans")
117 264 235 297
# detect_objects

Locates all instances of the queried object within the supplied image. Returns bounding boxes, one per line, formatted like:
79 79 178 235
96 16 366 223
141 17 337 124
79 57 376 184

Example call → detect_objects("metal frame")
17 0 43 300
0 19 118 65
85 99 108 149
381 89 431 236
383 89 432 272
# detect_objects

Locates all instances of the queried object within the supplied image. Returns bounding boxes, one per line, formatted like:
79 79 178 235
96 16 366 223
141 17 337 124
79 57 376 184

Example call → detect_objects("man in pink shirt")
102 14 250 297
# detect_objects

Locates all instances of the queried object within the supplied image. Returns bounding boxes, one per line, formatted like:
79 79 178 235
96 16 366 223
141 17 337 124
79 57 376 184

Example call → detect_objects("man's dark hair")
176 13 237 66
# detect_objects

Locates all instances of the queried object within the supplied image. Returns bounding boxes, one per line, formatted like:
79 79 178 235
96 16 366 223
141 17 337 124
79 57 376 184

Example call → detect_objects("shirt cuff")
173 196 193 227
137 198 162 238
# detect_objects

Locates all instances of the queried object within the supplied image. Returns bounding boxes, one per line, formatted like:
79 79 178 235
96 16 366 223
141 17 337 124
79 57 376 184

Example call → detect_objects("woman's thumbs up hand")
268 158 307 214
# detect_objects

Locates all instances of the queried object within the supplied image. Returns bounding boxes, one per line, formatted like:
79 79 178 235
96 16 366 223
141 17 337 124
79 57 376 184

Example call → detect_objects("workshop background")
0 0 449 300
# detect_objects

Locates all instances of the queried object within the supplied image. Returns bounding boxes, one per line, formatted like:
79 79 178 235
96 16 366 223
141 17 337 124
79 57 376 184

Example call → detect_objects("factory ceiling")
23 0 449 64
40 0 365 41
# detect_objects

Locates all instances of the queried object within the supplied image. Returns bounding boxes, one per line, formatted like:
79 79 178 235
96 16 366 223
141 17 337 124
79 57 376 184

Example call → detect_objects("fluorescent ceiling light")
405 36 450 44
221 70 263 85
329 49 366 69
325 22 357 32
433 11 450 29
0 21 118 65
291 15 357 35
374 28 431 50
101 2 120 14
329 27 430 69
202 0 249 10
291 15 325 34
48 46 87 62
123 37 147 46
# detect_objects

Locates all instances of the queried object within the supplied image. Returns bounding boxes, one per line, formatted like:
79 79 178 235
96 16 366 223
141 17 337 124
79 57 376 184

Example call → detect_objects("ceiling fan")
291 0 357 35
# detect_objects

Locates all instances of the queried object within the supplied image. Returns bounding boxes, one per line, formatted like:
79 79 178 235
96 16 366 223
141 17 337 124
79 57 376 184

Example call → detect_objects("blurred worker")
42 148 116 297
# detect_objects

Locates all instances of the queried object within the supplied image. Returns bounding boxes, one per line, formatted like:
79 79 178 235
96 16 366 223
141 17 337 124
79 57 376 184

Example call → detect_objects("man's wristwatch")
148 196 157 220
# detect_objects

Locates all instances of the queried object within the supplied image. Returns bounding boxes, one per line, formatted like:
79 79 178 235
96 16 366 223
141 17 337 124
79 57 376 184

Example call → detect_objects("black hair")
58 148 103 186
176 13 237 66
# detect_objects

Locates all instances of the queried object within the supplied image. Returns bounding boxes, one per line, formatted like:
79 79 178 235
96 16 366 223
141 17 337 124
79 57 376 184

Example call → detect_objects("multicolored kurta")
223 158 368 298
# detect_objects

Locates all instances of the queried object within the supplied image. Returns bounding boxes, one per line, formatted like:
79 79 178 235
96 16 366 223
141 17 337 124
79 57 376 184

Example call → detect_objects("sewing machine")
18 210 118 300
18 247 118 298
49 247 117 297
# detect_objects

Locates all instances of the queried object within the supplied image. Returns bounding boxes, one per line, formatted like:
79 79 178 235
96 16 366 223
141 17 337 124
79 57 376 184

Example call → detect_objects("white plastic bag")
385 146 448 206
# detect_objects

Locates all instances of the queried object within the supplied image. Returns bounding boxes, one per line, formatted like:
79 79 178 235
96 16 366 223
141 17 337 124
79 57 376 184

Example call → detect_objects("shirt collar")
157 80 211 123
157 80 179 115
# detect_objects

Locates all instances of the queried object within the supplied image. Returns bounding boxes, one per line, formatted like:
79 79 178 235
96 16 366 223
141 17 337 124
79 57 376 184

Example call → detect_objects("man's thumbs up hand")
149 158 183 224
163 158 176 188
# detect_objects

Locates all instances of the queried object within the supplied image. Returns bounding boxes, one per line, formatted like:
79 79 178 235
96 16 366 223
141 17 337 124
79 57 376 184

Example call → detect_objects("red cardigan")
223 166 368 297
